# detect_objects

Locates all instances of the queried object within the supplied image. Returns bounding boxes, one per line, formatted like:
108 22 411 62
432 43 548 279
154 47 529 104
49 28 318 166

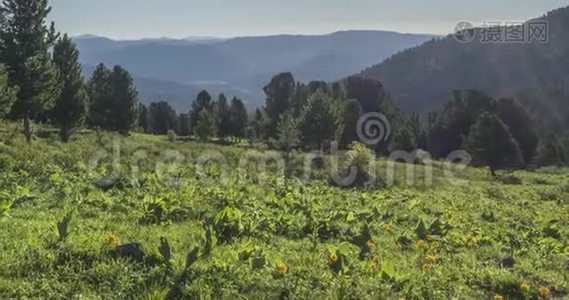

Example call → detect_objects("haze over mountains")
74 31 437 111
360 6 569 131
74 4 569 134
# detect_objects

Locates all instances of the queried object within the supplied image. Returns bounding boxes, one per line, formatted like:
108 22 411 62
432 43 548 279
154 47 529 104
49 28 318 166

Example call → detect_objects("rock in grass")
498 256 516 269
94 176 123 190
110 243 145 262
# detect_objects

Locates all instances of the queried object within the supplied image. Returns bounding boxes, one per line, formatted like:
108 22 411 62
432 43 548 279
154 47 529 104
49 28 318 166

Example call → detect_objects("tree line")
182 71 566 174
137 91 249 143
167 73 400 153
0 0 139 142
0 0 565 174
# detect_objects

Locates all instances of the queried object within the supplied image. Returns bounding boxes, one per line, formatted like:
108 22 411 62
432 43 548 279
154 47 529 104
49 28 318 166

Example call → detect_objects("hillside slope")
360 6 569 129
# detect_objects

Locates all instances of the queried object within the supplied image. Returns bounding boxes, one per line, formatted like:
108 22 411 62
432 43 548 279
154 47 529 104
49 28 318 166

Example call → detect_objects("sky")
49 0 569 40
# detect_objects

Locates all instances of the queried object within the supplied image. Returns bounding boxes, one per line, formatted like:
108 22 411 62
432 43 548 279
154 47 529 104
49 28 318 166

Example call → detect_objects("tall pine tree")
137 103 149 133
190 90 212 130
229 97 248 142
299 90 343 150
108 65 138 134
87 63 112 128
148 101 177 135
263 73 296 137
52 34 87 142
195 109 216 142
87 64 138 134
0 0 59 142
177 113 190 137
464 112 523 175
339 99 363 149
215 93 231 140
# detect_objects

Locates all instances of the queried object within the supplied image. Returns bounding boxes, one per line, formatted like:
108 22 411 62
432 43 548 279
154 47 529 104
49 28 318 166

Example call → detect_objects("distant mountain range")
74 31 438 112
359 6 569 131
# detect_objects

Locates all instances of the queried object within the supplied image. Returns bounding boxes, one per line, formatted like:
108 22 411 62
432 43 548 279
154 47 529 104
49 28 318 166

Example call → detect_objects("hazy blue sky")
49 0 569 39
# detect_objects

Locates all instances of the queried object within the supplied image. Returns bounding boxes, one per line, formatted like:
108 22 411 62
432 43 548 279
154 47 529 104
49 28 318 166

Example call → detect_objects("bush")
167 130 177 142
332 142 383 188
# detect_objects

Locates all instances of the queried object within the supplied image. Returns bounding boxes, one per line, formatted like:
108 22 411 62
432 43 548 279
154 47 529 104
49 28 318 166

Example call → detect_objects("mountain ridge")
74 30 439 111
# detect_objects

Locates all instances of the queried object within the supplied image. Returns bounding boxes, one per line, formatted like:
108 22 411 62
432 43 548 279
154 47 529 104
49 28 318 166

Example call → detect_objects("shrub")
167 130 177 142
332 142 382 188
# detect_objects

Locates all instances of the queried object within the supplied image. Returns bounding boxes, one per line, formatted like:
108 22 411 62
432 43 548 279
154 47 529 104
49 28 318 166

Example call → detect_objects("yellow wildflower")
366 240 376 250
276 261 289 275
382 223 393 232
520 282 531 293
367 255 379 271
493 294 504 300
425 255 436 264
431 241 442 250
369 260 378 272
416 240 428 250
538 286 550 298
106 233 118 245
330 252 339 263
422 263 432 272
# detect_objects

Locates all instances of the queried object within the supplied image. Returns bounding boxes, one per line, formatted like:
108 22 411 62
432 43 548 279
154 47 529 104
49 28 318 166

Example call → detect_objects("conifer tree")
215 93 231 140
138 103 149 133
87 63 112 128
248 108 265 143
463 112 523 175
229 97 248 142
194 109 216 142
536 134 567 167
177 113 190 137
272 112 301 159
263 73 296 137
299 90 343 150
87 64 138 134
339 99 363 149
108 65 138 134
496 97 538 165
0 0 59 142
190 90 212 129
51 34 87 142
148 101 177 135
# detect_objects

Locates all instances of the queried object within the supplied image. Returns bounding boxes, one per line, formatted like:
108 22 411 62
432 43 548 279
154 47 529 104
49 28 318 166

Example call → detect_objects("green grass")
0 128 568 299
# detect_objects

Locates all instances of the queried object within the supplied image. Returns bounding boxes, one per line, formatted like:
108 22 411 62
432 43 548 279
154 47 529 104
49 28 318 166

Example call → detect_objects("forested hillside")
360 6 569 133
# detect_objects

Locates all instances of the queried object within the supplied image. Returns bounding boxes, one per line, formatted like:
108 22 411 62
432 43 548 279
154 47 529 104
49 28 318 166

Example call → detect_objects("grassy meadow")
0 124 568 299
